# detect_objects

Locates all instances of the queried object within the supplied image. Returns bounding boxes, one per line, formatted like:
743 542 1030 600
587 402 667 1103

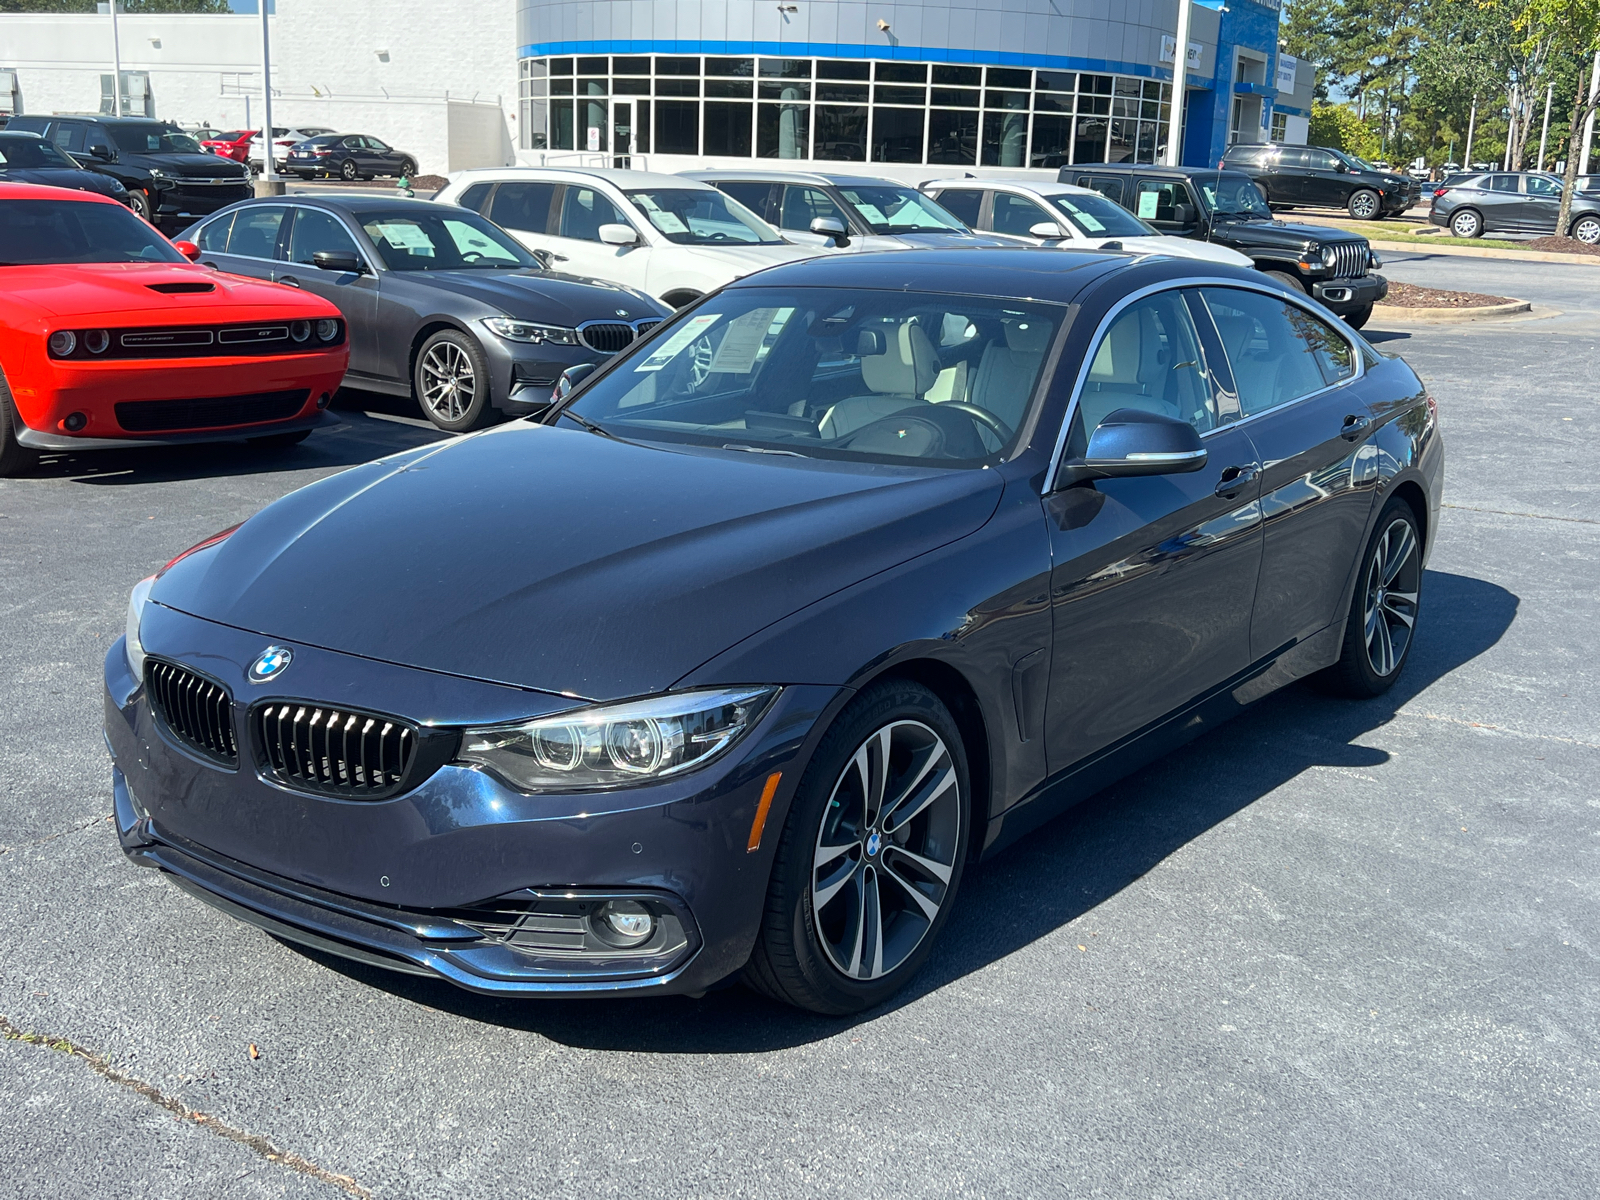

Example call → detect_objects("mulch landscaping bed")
1380 281 1517 308
1523 235 1600 257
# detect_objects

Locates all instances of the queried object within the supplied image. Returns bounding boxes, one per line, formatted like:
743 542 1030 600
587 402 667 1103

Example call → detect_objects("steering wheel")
459 251 485 264
936 402 1013 444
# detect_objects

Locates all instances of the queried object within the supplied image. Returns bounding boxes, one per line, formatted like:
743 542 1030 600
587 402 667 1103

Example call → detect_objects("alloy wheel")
1451 210 1480 238
419 341 477 424
811 720 962 981
341 160 359 180
1349 190 1379 219
1573 216 1600 246
1362 517 1420 677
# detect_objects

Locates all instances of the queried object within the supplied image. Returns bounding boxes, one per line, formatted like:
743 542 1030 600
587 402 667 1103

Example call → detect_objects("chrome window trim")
1046 274 1365 490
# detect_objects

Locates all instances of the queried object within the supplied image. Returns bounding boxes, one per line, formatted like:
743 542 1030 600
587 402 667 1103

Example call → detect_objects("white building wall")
0 0 519 175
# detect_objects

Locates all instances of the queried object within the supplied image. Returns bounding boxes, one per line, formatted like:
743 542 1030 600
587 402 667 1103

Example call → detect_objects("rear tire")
1316 496 1423 698
743 680 972 1015
1344 304 1373 329
340 159 359 181
1347 188 1381 220
0 372 41 478
1265 269 1307 294
1450 208 1483 239
1570 214 1600 245
398 158 417 178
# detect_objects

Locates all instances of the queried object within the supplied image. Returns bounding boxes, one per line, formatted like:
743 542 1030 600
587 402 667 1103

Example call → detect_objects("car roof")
223 193 460 217
452 166 719 191
0 180 120 204
680 169 909 189
0 131 47 140
722 245 1168 302
924 177 1098 197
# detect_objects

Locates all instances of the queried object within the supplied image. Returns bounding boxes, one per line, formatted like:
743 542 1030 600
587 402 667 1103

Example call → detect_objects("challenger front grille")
578 322 636 354
254 702 418 799
1328 241 1369 280
114 389 308 432
146 659 238 767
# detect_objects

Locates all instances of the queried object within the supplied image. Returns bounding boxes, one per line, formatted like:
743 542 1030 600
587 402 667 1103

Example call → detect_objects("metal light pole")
1538 82 1552 170
256 0 283 196
1582 50 1600 173
109 0 123 117
1464 96 1477 168
1503 85 1515 170
1164 0 1193 167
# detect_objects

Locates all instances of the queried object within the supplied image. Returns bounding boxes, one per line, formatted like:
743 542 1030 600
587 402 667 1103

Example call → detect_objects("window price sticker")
634 314 720 371
708 307 794 374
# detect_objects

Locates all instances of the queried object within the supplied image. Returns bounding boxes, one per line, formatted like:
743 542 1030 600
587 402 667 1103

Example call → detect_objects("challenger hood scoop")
146 281 216 294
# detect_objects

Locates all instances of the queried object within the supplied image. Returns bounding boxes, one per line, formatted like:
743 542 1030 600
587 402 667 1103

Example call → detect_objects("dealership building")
515 0 1312 176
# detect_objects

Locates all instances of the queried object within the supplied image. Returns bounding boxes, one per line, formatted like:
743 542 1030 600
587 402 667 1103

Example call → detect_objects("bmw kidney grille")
145 659 238 767
253 702 420 799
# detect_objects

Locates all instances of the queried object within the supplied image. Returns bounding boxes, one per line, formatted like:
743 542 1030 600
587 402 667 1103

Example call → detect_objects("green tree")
1513 0 1600 232
1309 101 1384 157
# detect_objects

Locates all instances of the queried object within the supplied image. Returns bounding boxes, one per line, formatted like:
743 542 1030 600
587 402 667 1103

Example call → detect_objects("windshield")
107 122 203 155
0 137 79 169
1197 172 1272 217
835 186 968 234
1047 192 1153 238
564 287 1060 466
1331 149 1381 173
625 188 784 245
0 199 186 265
357 209 539 271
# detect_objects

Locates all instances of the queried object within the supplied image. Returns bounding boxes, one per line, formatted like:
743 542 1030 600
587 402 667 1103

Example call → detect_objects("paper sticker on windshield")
375 223 434 252
708 307 794 374
854 204 887 225
635 314 720 372
1137 192 1160 219
1075 210 1106 232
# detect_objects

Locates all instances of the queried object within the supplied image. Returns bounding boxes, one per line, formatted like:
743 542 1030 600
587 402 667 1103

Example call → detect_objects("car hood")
134 152 250 179
153 423 1004 700
0 167 122 195
2 261 330 320
1104 236 1254 266
392 269 666 323
691 241 823 272
1210 215 1367 248
866 231 1015 250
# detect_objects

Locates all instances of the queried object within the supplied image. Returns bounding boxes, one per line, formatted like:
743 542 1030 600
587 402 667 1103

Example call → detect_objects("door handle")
1340 413 1372 440
1214 464 1259 499
278 275 301 288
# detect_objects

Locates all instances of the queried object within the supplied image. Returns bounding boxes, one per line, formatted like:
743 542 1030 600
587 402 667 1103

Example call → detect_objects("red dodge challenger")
0 183 349 476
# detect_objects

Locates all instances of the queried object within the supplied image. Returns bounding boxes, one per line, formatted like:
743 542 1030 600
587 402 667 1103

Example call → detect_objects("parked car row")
200 125 337 173
1221 142 1423 219
1428 170 1600 243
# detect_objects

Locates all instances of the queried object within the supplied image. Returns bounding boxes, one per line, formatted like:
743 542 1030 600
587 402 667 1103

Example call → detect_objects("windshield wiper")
557 408 620 440
722 443 809 458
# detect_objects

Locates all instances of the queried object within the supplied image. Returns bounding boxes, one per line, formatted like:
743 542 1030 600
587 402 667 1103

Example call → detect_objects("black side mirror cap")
1055 408 1207 488
1174 203 1197 224
312 250 367 274
809 216 850 247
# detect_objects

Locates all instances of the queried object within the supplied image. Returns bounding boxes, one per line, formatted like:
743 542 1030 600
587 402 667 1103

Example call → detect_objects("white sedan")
434 168 818 308
919 178 1254 267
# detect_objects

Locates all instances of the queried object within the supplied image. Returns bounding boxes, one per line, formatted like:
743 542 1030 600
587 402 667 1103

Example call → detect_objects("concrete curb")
1370 299 1532 323
1367 239 1600 265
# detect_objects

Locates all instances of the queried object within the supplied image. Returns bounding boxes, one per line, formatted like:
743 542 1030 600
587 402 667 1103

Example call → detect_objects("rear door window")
991 192 1057 236
1200 288 1353 417
456 182 492 213
1486 175 1519 193
715 181 778 224
778 184 848 232
928 188 983 227
488 181 558 233
52 121 86 153
1075 175 1126 205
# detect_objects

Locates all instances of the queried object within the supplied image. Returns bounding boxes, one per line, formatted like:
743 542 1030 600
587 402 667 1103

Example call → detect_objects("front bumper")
1311 272 1388 314
151 180 254 223
18 408 339 451
103 605 839 997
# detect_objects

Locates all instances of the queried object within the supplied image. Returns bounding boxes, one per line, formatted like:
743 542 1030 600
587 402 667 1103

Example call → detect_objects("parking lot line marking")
1401 711 1600 751
1441 503 1600 526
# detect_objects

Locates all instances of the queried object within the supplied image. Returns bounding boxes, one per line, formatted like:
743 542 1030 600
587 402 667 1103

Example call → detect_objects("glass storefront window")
1030 113 1072 168
928 109 978 164
707 79 754 98
982 109 1028 167
655 101 699 153
1074 115 1108 162
761 58 812 78
814 105 866 160
933 65 981 86
759 81 810 100
875 85 926 105
656 57 699 75
613 57 650 75
875 62 927 83
577 56 607 74
932 87 979 108
987 67 1031 89
657 79 699 97
817 81 869 103
705 102 754 155
758 103 810 158
817 60 870 80
1108 118 1136 163
706 57 755 77
871 107 925 162
549 58 573 75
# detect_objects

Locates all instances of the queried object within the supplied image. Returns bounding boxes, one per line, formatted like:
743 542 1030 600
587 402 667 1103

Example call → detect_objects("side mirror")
554 362 597 400
530 247 556 270
89 145 114 161
599 223 639 246
1056 409 1207 487
172 239 200 261
312 249 367 274
1174 203 1197 225
809 216 851 247
1029 221 1064 239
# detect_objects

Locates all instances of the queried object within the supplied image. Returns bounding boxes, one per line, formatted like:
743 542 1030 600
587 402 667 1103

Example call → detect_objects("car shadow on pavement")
22 402 446 487
287 568 1518 1050
1362 330 1412 345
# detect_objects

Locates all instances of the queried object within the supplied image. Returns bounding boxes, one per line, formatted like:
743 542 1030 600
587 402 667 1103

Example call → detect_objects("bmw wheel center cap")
249 645 293 684
865 832 881 858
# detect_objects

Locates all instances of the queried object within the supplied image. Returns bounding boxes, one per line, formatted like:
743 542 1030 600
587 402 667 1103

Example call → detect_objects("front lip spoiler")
16 408 339 452
123 822 704 997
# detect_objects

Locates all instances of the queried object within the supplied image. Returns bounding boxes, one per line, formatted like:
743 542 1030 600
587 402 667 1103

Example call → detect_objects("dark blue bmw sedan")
106 247 1442 1014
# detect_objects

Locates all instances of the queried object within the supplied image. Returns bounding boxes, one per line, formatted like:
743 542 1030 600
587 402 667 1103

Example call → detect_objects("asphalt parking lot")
2 253 1596 1200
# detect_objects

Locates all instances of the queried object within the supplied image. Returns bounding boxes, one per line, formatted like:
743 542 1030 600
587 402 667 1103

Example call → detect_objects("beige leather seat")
966 318 1053 432
1077 308 1180 431
818 323 940 439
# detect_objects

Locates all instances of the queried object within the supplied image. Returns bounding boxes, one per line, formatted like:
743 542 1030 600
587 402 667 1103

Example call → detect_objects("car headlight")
149 168 166 179
481 317 579 345
457 686 779 792
314 318 341 342
125 575 155 677
107 178 127 193
1320 246 1338 268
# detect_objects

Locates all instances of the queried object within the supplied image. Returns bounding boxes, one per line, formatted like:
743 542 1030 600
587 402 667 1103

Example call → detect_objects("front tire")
126 188 152 222
1265 268 1307 294
1344 304 1373 330
1570 214 1600 245
1450 208 1483 239
743 680 971 1015
398 157 417 178
340 159 360 181
1347 188 1381 220
413 329 494 432
0 371 41 478
1317 496 1423 697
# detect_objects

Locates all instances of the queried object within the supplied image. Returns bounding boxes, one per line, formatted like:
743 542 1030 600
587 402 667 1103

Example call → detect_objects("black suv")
1429 171 1600 243
3 114 251 228
1059 165 1387 327
1221 143 1421 220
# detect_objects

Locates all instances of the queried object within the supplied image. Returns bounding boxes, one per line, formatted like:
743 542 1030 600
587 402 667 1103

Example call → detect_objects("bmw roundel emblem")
616 308 630 317
249 645 293 684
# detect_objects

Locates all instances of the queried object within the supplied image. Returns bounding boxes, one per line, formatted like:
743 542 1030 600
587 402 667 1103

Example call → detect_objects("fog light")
290 319 311 343
314 318 339 342
593 900 654 947
62 412 88 432
85 329 111 354
48 330 77 357
315 391 331 409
